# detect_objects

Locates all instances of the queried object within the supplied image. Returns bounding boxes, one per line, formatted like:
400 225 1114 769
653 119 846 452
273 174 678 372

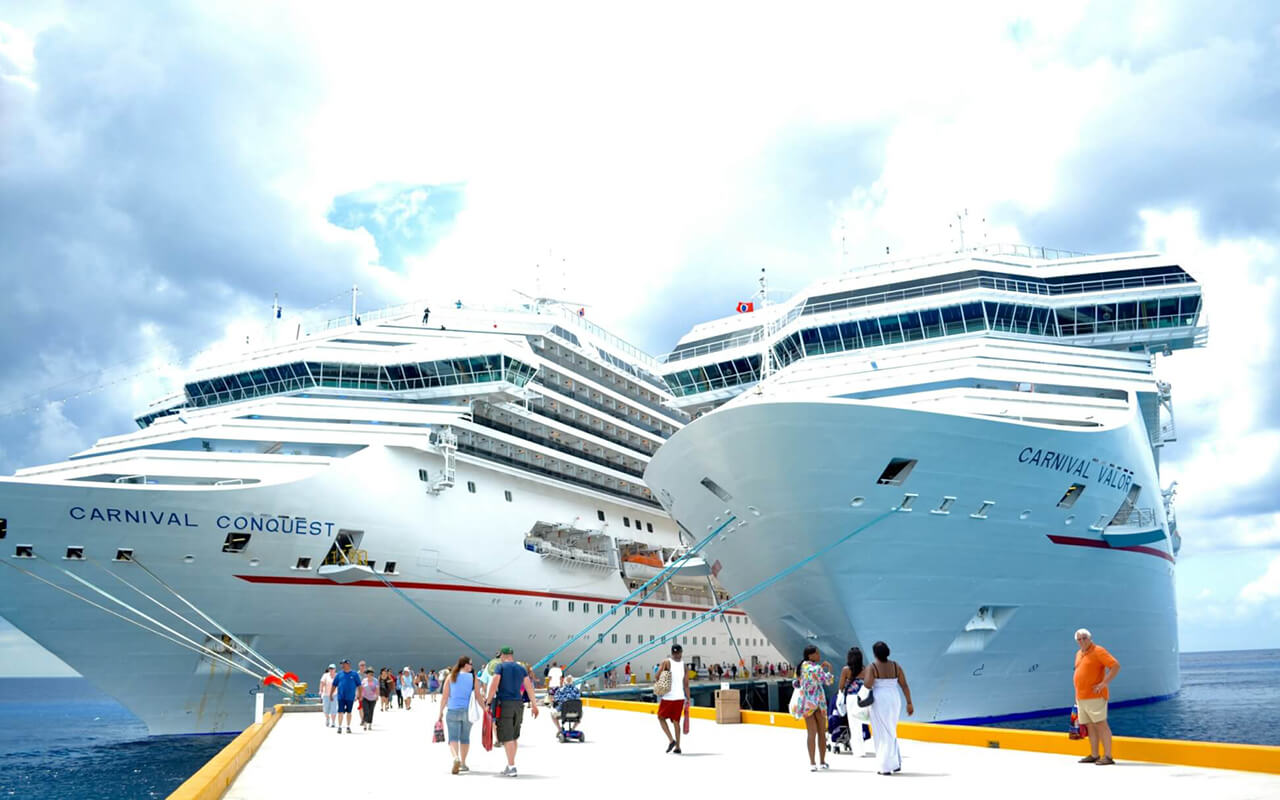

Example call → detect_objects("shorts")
321 695 336 715
446 708 472 744
657 699 684 721
1077 697 1108 724
337 695 354 714
496 699 524 742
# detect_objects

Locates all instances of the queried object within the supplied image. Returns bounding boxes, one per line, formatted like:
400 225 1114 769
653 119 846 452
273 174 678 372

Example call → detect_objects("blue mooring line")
535 515 738 673
576 507 899 685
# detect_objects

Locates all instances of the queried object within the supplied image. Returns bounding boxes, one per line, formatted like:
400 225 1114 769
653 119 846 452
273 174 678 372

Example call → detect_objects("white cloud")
1240 554 1280 608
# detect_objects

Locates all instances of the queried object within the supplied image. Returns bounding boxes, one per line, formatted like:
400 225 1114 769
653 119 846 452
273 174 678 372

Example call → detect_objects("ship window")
114 548 133 562
568 601 575 612
418 469 428 482
552 600 559 611
221 533 251 554
649 608 654 618
383 561 397 574
467 481 476 493
14 545 33 558
62 546 83 560
660 609 665 619
971 500 994 519
626 634 632 644
611 634 618 643
0 518 6 539
584 603 590 614
932 496 956 515
702 637 707 646
712 638 716 646
700 477 733 502
877 458 917 486
646 522 653 532
623 516 631 527
504 490 513 502
295 557 311 570
597 509 606 521
682 636 688 645
1057 484 1086 509
367 560 376 570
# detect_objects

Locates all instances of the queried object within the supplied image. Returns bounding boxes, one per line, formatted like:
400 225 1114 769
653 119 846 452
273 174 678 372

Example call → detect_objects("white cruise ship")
645 244 1204 723
0 300 782 735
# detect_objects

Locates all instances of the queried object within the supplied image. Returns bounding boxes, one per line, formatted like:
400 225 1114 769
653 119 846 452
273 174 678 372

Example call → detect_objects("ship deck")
190 700 1280 799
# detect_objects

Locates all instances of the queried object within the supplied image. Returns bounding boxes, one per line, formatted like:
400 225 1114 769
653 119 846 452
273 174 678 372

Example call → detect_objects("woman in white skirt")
861 640 914 775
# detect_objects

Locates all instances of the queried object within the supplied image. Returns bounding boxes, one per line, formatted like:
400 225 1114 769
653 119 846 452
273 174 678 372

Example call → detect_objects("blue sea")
1 649 1276 799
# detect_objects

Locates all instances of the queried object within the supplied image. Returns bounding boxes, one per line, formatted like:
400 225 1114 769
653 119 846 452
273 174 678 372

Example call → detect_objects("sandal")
1096 757 1115 766
1078 755 1099 763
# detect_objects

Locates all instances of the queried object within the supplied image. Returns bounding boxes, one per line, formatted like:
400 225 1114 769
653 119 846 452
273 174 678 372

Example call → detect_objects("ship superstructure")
0 300 781 734
645 245 1204 722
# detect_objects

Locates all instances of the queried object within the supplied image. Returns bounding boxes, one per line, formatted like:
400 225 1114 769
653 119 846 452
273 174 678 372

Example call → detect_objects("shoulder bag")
653 663 672 697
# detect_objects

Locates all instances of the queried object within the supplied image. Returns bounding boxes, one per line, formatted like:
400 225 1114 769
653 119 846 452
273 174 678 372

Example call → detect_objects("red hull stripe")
234 574 748 616
1047 534 1175 564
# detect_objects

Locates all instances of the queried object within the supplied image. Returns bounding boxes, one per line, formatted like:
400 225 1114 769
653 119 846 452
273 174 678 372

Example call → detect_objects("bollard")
254 691 264 724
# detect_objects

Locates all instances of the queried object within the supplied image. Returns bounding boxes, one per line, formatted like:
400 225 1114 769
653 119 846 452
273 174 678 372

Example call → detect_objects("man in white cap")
1073 628 1121 765
319 664 336 727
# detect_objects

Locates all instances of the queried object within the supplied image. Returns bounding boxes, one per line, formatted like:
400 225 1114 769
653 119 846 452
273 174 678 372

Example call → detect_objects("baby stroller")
827 688 853 754
555 697 585 742
828 684 871 756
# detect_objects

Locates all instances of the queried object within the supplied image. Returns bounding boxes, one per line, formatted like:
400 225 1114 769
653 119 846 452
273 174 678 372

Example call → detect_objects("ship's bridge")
659 246 1206 414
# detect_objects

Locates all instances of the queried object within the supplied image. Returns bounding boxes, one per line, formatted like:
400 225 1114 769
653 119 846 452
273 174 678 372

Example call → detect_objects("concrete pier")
204 701 1280 799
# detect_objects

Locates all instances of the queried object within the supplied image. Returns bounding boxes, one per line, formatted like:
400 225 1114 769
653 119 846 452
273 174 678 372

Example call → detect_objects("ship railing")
1108 507 1157 528
323 548 368 567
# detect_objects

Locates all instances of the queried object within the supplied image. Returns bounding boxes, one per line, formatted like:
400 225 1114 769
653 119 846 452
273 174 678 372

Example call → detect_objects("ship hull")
644 398 1180 722
0 445 779 734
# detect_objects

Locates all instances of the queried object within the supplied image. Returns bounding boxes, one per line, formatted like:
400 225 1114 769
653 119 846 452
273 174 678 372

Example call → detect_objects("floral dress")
795 661 834 717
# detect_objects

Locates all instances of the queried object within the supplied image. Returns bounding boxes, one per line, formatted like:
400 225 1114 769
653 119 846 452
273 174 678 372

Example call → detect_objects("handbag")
433 719 445 743
467 692 483 725
682 700 690 734
481 709 494 751
788 687 803 719
653 668 672 697
856 685 874 708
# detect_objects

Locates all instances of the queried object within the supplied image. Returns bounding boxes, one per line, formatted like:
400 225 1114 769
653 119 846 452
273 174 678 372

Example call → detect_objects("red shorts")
658 699 684 721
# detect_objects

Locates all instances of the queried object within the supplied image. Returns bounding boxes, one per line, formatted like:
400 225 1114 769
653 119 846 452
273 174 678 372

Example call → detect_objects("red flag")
736 302 754 313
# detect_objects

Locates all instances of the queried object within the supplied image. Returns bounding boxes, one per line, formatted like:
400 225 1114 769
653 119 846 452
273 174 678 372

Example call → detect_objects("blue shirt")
447 672 474 710
333 669 361 700
494 661 528 702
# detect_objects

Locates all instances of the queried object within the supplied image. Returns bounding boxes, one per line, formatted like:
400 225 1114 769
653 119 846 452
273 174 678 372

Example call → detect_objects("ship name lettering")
215 515 332 536
1016 447 1093 480
68 506 198 527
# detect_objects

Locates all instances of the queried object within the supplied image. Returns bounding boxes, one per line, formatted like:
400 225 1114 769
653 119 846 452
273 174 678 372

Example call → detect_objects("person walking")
417 668 429 702
319 664 336 728
360 669 379 730
793 645 833 771
838 647 872 756
624 661 631 684
332 659 360 734
401 667 415 711
547 662 563 691
483 646 539 777
655 643 690 754
1073 628 1121 765
439 655 484 774
428 669 440 702
862 641 913 775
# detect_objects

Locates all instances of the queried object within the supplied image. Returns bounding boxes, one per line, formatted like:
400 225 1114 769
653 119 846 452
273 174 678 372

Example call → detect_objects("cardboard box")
714 689 740 724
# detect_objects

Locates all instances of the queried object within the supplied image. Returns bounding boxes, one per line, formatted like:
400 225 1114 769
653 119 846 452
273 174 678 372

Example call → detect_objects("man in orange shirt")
1073 628 1121 765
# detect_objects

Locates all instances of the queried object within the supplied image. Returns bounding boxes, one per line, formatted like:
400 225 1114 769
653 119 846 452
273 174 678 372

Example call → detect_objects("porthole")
1064 515 1076 526
747 506 761 516
1019 509 1032 520
183 555 195 564
850 497 865 507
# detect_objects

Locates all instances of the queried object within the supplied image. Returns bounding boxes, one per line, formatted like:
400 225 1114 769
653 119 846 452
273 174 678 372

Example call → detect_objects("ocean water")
1 650 1276 798
987 649 1280 745
0 679 233 800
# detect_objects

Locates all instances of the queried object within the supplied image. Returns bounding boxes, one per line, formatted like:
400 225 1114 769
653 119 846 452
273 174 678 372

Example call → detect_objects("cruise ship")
645 244 1204 723
0 300 782 735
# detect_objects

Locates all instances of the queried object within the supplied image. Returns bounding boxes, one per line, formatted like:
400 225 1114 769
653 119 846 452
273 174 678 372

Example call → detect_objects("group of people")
318 660 446 732
786 629 1124 775
792 641 913 774
314 627 1124 778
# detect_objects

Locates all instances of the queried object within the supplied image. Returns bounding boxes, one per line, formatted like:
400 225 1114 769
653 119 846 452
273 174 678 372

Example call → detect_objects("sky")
0 1 1278 675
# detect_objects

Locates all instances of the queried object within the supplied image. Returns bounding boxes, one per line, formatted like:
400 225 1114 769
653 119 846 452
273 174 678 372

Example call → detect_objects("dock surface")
224 702 1280 798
